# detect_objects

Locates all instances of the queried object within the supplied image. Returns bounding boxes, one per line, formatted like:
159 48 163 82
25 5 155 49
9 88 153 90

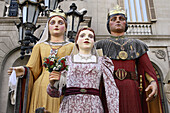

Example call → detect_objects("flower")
51 58 54 61
43 56 68 72
50 61 54 66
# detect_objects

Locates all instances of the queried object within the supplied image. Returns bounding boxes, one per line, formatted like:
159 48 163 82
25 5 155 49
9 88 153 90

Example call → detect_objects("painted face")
48 16 66 37
77 30 95 50
109 15 126 33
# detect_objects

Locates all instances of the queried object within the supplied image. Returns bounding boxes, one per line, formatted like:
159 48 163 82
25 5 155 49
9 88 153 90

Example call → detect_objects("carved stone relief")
152 50 166 61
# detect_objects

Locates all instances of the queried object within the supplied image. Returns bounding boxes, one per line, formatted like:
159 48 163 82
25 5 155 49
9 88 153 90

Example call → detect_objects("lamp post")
16 0 43 59
66 3 87 42
44 0 64 17
16 1 85 59
16 0 64 59
44 0 63 11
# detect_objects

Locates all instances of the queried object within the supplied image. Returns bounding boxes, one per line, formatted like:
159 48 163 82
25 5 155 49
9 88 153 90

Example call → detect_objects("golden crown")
49 8 66 19
108 5 126 17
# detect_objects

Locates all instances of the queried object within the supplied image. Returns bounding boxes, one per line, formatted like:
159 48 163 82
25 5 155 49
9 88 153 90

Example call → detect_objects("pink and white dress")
47 55 119 113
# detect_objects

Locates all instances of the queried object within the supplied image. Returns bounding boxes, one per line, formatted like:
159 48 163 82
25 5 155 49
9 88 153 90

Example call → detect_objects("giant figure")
95 5 163 113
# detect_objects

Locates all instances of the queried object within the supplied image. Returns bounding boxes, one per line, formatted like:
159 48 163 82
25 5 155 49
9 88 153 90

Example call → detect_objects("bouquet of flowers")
43 55 68 73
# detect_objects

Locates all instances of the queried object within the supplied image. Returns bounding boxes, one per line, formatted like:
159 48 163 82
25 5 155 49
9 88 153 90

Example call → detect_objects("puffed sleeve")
26 44 42 80
101 56 119 113
47 84 60 98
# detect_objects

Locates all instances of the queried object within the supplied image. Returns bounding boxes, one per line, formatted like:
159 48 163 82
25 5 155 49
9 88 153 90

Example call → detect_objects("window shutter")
148 0 157 21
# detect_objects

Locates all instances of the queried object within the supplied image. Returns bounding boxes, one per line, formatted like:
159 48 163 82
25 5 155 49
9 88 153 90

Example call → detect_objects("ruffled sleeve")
101 56 119 113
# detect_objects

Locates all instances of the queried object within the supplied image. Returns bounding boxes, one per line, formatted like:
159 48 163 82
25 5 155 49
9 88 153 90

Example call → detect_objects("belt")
113 69 138 81
65 87 99 96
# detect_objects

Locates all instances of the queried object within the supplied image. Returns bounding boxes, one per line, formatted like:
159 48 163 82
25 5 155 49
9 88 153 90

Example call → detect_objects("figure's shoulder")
99 56 113 64
36 42 49 47
67 42 75 47
130 39 148 47
33 42 47 49
63 42 75 48
95 39 110 49
96 39 109 43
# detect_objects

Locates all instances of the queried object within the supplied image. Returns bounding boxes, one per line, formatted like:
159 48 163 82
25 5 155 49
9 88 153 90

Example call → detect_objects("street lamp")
44 0 64 11
44 0 64 17
66 3 87 42
17 0 43 59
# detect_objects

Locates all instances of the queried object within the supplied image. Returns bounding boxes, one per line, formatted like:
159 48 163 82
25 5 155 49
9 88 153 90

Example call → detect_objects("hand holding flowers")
49 71 61 86
43 55 68 73
43 55 68 84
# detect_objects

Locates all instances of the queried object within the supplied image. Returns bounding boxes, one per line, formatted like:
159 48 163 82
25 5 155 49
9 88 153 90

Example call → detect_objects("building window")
124 0 148 22
122 0 156 22
8 0 18 17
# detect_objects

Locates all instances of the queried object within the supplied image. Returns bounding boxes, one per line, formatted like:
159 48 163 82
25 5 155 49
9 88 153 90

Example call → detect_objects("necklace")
78 53 92 61
109 39 130 50
49 42 63 55
109 39 130 60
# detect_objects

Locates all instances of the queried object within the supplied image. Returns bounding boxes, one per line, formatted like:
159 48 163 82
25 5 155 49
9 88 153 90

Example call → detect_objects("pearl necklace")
49 42 63 55
78 53 92 61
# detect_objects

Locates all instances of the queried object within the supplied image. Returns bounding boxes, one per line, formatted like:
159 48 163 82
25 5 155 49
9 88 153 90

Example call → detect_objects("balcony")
126 22 152 35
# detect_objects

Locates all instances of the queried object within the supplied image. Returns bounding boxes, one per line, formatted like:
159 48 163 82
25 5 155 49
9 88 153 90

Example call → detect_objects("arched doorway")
0 47 30 113
152 62 169 113
6 55 30 113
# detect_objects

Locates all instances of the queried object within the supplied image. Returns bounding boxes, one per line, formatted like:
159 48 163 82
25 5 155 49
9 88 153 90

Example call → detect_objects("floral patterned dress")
47 56 119 113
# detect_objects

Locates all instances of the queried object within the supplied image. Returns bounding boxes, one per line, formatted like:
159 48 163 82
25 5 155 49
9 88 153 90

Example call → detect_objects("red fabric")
112 59 142 113
65 87 100 96
137 53 163 113
112 53 162 113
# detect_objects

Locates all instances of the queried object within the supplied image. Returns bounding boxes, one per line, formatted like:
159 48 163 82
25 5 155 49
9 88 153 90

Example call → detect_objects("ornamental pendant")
50 49 58 55
120 46 124 50
119 51 128 60
54 50 58 54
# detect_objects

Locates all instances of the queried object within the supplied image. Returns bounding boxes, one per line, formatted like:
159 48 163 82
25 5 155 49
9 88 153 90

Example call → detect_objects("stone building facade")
0 0 170 113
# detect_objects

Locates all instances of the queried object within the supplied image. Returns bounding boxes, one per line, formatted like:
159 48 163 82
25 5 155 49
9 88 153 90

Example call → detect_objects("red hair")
75 27 96 43
75 27 96 50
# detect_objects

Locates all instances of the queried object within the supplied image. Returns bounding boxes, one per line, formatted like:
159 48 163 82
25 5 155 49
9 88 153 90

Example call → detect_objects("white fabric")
74 53 96 62
9 69 18 105
10 90 16 105
9 69 17 91
36 22 49 45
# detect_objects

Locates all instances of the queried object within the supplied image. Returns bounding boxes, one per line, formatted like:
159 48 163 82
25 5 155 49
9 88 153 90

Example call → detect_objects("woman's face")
77 30 95 50
48 16 66 37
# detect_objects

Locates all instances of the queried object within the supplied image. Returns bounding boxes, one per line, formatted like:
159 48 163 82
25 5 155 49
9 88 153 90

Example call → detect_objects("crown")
108 5 126 17
49 8 66 19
